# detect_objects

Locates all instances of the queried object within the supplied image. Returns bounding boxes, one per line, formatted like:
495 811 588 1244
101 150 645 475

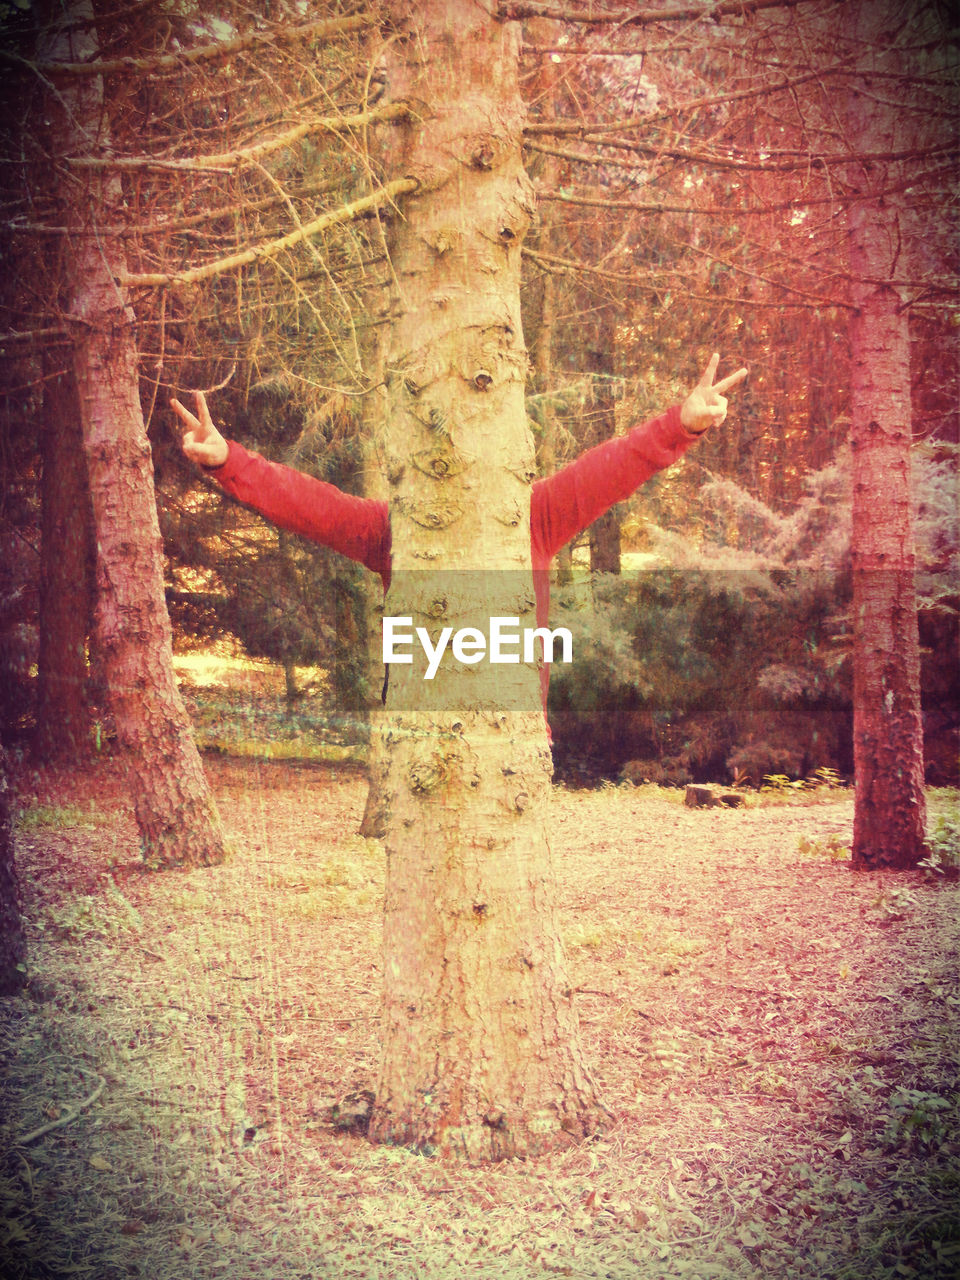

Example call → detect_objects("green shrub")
919 807 960 874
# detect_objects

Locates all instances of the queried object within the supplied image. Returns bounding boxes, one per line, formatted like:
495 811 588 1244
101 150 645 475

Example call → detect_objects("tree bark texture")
35 364 96 760
840 0 927 869
41 4 224 867
369 0 606 1160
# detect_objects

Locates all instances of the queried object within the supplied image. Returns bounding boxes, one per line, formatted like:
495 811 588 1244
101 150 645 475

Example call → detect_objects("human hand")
680 353 748 435
170 391 229 468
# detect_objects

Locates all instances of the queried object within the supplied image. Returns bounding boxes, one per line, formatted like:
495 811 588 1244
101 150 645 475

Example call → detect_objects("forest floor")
1 728 959 1279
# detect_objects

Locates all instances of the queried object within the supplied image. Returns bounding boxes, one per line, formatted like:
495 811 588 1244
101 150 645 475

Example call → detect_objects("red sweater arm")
207 440 391 579
531 404 696 561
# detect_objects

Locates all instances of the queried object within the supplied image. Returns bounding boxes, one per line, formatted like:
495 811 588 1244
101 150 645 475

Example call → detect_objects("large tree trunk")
35 363 95 760
41 4 224 868
840 0 927 869
368 1 606 1161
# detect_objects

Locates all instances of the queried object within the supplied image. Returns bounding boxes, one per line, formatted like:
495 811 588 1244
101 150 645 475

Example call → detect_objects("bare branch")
525 136 956 174
0 325 70 343
5 177 350 239
500 0 818 27
67 101 411 173
525 62 857 136
522 246 855 310
18 1074 106 1146
8 12 371 78
121 178 418 288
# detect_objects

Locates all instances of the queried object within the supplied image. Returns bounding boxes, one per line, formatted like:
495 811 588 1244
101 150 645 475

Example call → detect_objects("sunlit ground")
3 756 958 1280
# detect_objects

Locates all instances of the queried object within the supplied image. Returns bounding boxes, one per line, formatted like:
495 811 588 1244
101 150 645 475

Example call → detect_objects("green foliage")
869 884 921 918
810 766 845 789
919 807 960 875
550 558 850 781
550 446 957 785
762 773 807 793
881 1089 955 1153
797 832 851 861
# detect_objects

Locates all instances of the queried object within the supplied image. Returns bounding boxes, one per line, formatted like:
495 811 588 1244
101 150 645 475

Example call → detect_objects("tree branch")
9 12 370 78
18 1074 106 1146
500 0 817 27
7 177 348 239
522 246 855 310
525 136 956 174
121 179 418 288
0 325 70 344
67 101 411 173
525 62 857 136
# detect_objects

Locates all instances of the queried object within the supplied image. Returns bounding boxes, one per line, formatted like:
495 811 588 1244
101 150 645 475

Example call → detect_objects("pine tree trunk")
368 1 606 1161
840 0 927 869
41 4 224 868
35 364 95 760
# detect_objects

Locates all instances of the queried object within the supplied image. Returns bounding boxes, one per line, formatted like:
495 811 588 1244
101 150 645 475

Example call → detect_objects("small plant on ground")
807 766 845 790
797 833 851 861
762 772 808 794
919 807 960 876
881 1089 954 1152
869 883 920 918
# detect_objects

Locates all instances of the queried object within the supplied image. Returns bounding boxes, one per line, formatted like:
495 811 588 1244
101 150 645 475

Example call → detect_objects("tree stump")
684 786 745 809
719 792 745 808
684 785 718 808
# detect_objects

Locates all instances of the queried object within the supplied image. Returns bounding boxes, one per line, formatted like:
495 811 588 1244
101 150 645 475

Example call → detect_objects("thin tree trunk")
35 362 95 760
0 744 27 995
41 3 224 868
524 36 572 591
369 0 606 1161
840 0 926 869
586 307 621 574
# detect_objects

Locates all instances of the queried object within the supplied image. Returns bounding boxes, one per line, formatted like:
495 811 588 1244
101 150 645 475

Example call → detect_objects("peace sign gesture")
680 353 748 435
170 390 230 469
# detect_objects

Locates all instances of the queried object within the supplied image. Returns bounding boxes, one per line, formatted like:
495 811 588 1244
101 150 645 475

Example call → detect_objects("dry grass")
2 756 958 1280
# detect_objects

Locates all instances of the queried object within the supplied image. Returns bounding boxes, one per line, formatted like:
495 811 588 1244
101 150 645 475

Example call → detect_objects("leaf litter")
1 756 958 1279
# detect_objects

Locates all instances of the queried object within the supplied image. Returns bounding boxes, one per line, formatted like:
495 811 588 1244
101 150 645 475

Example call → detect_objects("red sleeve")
530 404 696 562
207 440 391 582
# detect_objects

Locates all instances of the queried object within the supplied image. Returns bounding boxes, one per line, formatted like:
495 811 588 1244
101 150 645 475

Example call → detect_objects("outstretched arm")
170 392 391 583
531 354 747 562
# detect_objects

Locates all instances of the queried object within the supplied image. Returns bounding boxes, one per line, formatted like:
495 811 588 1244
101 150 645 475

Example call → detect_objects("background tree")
511 0 956 857
0 742 27 995
838 0 932 868
31 0 224 867
2 3 391 854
